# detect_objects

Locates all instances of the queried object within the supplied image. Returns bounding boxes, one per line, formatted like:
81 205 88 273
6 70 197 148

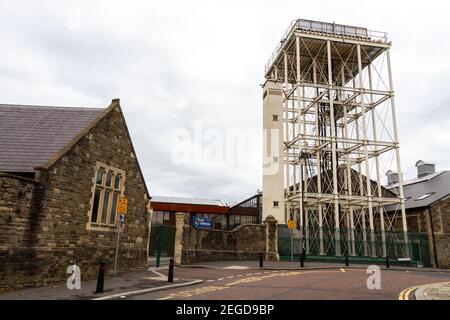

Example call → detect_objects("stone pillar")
174 212 188 265
264 215 279 261
146 207 153 261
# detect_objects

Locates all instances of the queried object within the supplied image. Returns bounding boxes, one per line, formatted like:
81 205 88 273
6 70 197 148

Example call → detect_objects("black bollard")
300 253 304 268
168 258 174 283
345 253 349 267
259 252 264 268
386 255 390 269
95 262 106 294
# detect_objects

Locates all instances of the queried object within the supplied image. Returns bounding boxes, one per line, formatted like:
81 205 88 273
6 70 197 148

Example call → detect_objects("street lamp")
299 151 308 267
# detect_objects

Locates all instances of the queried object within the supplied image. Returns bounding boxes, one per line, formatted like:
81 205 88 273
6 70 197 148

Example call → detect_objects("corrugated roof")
386 170 450 210
0 104 105 173
151 196 228 207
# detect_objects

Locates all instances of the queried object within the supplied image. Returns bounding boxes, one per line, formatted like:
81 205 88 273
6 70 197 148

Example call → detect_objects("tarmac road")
128 267 450 300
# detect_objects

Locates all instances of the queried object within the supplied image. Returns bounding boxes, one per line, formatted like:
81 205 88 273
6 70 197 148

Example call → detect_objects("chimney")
386 170 399 186
415 160 435 178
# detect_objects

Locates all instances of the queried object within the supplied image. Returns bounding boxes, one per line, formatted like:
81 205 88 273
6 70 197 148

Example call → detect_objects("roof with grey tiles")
0 104 105 173
386 171 450 211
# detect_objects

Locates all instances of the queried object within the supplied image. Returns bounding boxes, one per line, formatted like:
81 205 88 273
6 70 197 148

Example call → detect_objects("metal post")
386 49 410 258
299 160 305 263
113 224 121 277
345 252 349 267
386 255 390 269
341 67 355 257
368 64 387 257
352 76 368 257
290 230 294 261
156 225 161 268
259 252 264 268
168 258 174 283
357 44 376 257
95 262 106 294
313 58 324 256
327 40 341 256
284 51 290 206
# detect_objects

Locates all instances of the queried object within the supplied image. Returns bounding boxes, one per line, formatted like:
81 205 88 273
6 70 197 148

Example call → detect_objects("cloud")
1 0 450 201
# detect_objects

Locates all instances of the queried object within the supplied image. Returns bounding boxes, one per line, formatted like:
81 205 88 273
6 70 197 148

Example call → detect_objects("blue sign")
192 217 213 229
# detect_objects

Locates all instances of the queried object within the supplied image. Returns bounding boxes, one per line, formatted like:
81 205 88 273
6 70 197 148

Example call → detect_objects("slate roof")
151 196 228 207
0 104 105 173
386 171 450 211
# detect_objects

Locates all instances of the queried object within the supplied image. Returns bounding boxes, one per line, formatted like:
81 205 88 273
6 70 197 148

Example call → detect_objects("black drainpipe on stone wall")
428 207 439 268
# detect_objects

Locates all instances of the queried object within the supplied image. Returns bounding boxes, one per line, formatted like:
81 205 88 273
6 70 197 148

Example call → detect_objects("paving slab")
415 282 450 300
0 269 189 300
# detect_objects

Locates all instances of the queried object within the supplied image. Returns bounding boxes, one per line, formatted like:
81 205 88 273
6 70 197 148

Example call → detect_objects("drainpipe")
428 207 439 268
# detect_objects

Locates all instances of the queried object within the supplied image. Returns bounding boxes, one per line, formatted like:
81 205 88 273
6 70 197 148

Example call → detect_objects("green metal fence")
278 225 432 267
149 224 176 259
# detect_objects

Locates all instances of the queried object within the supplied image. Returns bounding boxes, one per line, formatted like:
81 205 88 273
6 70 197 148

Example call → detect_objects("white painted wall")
262 80 285 224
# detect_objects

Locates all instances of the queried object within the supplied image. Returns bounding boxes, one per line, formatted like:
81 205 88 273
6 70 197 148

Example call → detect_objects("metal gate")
149 225 176 259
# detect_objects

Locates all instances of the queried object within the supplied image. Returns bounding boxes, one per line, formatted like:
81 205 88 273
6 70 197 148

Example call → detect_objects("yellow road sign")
118 197 128 214
287 220 297 229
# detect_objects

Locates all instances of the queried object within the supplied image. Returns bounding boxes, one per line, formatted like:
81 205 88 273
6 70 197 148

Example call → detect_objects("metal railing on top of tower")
264 19 389 76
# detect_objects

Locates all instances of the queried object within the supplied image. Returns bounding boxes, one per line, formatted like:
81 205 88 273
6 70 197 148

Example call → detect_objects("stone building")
0 99 151 290
386 161 450 269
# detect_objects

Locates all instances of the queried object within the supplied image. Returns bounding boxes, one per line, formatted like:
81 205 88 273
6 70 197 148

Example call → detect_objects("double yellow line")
398 285 421 300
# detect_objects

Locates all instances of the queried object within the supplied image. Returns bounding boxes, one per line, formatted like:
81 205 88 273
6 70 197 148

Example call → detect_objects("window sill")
86 223 118 232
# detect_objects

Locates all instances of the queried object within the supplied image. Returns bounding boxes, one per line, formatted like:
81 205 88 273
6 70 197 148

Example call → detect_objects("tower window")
272 114 279 122
273 201 279 208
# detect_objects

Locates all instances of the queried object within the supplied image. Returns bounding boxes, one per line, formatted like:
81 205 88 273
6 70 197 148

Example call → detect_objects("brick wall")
0 106 150 291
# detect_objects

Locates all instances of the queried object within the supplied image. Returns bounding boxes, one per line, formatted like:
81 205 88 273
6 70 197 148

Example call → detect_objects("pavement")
0 268 197 300
414 281 450 300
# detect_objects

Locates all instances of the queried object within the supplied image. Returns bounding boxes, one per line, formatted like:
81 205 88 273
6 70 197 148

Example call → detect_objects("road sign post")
287 220 297 262
290 230 294 261
113 197 127 277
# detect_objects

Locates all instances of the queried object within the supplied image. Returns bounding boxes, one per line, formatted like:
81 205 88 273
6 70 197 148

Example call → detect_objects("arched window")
89 163 125 227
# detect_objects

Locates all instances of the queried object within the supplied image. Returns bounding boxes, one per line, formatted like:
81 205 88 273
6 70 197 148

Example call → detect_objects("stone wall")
0 105 150 291
430 199 450 269
404 202 450 269
175 213 278 265
0 173 47 289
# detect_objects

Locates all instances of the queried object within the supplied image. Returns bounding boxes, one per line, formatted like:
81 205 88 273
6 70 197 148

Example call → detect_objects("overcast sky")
1 1 450 203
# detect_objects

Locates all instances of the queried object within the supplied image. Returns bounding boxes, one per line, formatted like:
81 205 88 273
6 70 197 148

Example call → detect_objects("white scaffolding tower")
263 19 409 258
